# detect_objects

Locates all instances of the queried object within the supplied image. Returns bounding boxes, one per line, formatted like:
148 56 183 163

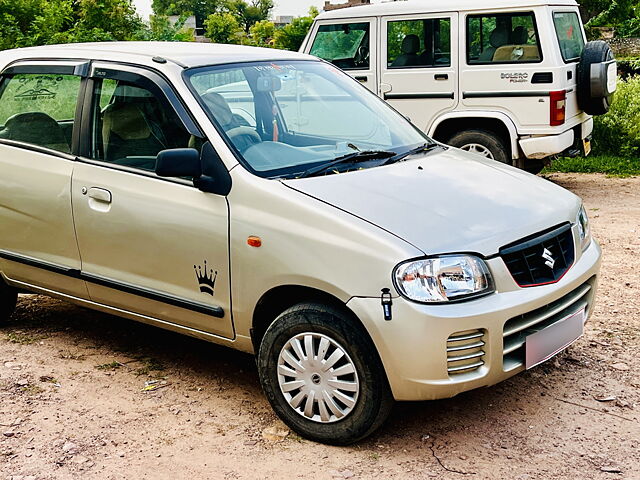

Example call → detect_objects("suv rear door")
72 63 234 339
379 12 458 132
0 62 88 298
307 17 378 93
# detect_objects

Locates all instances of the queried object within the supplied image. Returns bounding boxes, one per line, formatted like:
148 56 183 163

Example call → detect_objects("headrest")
490 26 510 48
401 34 420 55
512 26 528 44
103 104 151 141
201 92 234 128
1 112 69 152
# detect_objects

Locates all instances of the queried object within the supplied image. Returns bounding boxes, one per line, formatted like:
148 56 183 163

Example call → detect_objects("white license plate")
525 308 585 369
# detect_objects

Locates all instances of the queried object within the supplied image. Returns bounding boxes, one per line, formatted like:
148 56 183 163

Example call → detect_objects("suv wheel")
447 130 509 164
0 282 18 326
257 302 393 445
577 41 616 115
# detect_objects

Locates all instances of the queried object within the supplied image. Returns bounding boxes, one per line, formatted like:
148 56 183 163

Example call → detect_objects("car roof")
0 42 315 69
317 0 578 19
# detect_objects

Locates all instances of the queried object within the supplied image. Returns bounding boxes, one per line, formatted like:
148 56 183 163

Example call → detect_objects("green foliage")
273 7 318 51
544 155 640 176
146 14 195 41
204 11 243 44
152 0 222 27
592 76 640 157
248 20 276 47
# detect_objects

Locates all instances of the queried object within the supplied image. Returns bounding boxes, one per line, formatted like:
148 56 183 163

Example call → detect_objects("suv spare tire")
577 40 617 115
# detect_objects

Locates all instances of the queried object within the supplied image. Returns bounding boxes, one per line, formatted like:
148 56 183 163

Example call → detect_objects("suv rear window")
467 12 541 64
553 12 585 62
309 23 370 70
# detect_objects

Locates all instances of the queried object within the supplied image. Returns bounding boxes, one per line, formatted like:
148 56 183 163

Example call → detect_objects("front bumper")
346 234 602 401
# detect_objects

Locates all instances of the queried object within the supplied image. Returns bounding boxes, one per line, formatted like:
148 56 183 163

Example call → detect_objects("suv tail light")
550 90 566 126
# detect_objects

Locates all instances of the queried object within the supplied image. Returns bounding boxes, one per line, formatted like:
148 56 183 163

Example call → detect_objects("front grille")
447 329 486 375
500 223 575 287
503 278 595 371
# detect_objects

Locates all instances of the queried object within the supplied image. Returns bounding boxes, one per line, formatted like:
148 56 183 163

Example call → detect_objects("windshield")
185 60 430 178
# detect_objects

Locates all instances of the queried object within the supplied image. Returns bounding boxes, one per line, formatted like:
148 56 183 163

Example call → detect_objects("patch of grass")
95 361 123 371
20 384 44 395
134 357 165 377
6 331 47 345
58 350 86 361
543 155 640 177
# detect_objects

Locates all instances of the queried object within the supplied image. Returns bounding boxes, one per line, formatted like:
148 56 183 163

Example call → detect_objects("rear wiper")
297 150 396 178
383 142 444 165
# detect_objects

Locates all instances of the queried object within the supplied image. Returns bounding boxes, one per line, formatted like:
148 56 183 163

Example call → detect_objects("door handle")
86 187 112 204
354 76 368 82
434 74 449 81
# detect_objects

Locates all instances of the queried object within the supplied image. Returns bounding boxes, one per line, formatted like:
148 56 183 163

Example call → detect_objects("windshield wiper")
297 150 396 178
383 142 444 165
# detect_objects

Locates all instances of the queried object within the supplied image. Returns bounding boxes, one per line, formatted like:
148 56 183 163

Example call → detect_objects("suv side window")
467 12 542 64
89 78 195 172
387 18 451 68
309 22 370 70
0 73 80 153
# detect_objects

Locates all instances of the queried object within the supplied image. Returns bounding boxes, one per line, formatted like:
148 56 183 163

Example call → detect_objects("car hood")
282 149 581 256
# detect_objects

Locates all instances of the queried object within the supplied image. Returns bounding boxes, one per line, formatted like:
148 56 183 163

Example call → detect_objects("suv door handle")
434 74 449 81
87 187 112 204
354 75 368 82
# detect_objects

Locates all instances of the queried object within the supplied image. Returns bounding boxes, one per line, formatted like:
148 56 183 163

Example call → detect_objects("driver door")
72 63 234 339
308 18 378 93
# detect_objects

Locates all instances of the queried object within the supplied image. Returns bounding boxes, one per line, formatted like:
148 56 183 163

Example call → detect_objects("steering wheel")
355 46 370 67
226 126 262 152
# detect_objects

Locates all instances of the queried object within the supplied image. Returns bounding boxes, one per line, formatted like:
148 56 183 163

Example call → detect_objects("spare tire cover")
577 40 616 115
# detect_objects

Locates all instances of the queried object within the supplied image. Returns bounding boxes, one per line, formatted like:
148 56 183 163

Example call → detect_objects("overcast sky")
132 0 384 19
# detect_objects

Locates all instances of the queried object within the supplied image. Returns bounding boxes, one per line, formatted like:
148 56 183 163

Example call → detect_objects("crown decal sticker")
194 260 217 296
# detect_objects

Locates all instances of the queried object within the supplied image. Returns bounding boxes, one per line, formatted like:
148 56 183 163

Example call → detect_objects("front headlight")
577 205 591 251
394 255 494 303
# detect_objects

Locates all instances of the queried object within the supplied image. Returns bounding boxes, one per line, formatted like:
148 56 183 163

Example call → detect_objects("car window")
89 78 196 172
553 12 585 62
387 18 451 68
309 23 370 70
467 12 542 64
0 73 80 153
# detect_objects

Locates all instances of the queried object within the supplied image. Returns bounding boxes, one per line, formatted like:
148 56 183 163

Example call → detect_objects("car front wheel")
257 302 393 445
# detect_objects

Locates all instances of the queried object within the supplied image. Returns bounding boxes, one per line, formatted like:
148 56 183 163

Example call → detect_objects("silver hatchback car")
0 42 601 444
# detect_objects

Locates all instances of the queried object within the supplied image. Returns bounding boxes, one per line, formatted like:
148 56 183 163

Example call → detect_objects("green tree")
224 0 273 33
248 19 275 47
152 0 222 28
204 11 243 43
273 7 318 51
72 0 145 41
146 14 196 41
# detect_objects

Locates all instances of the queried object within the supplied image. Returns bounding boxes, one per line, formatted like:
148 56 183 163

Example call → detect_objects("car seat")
391 34 423 67
0 112 70 153
478 25 510 62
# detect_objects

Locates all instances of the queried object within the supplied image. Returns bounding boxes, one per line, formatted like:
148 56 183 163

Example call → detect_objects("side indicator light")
247 236 262 247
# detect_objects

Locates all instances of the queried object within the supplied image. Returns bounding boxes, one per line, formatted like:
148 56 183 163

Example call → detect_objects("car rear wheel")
257 302 393 445
0 282 17 326
447 130 509 164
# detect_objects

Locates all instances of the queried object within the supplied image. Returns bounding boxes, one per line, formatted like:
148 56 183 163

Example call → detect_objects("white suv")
302 0 616 171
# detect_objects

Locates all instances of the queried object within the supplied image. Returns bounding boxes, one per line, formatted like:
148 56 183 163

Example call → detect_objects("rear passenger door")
380 13 458 132
308 18 378 93
71 63 233 339
0 62 88 298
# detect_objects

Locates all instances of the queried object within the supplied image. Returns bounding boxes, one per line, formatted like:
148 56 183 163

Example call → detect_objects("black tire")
447 129 510 164
257 302 393 445
577 41 615 115
523 159 546 175
0 282 17 326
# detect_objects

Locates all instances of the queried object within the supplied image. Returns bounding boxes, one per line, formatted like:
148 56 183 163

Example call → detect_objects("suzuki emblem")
542 248 555 269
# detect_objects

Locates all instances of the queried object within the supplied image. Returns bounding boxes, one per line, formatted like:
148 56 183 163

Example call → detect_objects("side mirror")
155 148 201 178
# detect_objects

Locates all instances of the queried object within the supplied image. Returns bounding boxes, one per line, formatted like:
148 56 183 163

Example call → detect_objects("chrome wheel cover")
461 143 494 159
277 332 360 423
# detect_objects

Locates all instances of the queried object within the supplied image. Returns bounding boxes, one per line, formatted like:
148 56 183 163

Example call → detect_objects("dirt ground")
1 173 639 480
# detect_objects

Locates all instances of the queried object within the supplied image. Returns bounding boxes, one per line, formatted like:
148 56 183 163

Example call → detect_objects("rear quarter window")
553 12 585 62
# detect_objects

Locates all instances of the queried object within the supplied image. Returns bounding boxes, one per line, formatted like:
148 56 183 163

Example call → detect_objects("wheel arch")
429 112 519 160
250 285 371 353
